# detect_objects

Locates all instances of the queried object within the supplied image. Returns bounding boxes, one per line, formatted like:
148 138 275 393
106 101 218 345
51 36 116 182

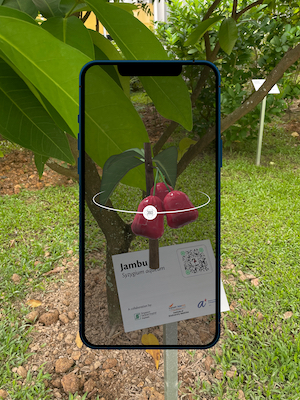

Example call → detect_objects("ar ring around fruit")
92 191 210 220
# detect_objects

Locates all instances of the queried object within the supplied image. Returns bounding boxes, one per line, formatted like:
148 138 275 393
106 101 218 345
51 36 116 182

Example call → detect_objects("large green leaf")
34 153 48 178
0 58 74 163
84 65 149 190
32 0 63 18
86 0 193 131
99 150 144 206
89 30 129 96
219 17 238 55
111 3 137 14
0 51 73 134
1 0 38 18
0 9 90 135
42 16 95 59
59 0 91 15
0 10 149 190
185 16 223 46
153 147 178 188
0 4 38 23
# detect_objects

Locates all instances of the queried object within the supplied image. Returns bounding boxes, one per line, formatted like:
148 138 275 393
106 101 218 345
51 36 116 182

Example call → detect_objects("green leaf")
177 137 196 161
1 0 38 18
84 65 149 190
42 16 95 59
124 147 144 158
0 51 73 134
0 4 38 23
111 3 137 14
59 0 91 15
34 154 48 178
187 48 199 55
185 16 223 46
0 10 90 136
99 150 144 206
93 44 123 89
86 0 193 131
153 147 177 188
0 13 149 190
32 0 63 18
89 30 130 96
219 17 238 55
0 58 74 163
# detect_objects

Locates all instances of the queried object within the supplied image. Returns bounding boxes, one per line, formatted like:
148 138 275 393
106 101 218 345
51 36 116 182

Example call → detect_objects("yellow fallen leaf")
75 331 83 348
141 333 160 369
26 299 42 308
177 137 196 161
291 132 299 137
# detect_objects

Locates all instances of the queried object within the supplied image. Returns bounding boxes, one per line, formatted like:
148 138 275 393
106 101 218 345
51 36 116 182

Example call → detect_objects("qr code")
180 248 210 276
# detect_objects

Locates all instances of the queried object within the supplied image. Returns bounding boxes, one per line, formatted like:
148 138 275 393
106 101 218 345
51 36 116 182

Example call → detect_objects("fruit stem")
153 169 159 197
157 168 171 192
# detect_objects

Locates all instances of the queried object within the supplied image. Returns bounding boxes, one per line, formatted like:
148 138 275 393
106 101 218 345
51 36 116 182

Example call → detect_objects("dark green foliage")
155 0 300 147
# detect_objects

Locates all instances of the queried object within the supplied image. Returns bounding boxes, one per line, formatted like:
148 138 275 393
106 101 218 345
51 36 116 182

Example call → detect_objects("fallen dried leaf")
26 299 42 308
141 333 160 369
75 331 83 348
43 267 65 276
291 131 299 137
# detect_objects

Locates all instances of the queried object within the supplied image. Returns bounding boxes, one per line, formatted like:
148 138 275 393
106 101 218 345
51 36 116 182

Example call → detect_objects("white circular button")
143 205 158 220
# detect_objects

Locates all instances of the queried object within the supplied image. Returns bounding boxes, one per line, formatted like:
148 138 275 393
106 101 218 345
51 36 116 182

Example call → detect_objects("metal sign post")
163 322 178 399
256 96 267 166
252 79 280 166
144 142 179 398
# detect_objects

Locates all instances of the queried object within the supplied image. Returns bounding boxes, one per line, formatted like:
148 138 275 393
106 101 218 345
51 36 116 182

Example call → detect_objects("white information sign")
112 240 230 333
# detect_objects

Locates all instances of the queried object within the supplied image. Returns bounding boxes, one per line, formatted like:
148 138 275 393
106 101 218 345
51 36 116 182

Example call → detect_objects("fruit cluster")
131 182 198 239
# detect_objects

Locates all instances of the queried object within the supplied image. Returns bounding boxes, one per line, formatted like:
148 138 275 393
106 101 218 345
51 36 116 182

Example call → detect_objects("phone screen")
79 61 220 349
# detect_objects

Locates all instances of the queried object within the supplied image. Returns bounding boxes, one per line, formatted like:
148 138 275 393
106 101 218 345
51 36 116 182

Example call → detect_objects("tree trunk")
46 135 135 326
84 152 135 325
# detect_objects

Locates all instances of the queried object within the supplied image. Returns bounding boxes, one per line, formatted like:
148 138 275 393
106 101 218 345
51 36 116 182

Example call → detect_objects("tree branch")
236 0 264 20
153 121 178 156
232 0 238 19
203 0 222 20
46 160 79 181
204 32 212 59
177 43 300 176
46 134 79 181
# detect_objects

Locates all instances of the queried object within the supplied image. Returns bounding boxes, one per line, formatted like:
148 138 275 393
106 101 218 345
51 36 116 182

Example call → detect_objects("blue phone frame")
78 60 222 349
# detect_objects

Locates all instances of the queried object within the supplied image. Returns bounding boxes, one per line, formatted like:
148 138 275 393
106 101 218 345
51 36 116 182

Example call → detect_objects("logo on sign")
134 313 141 320
197 299 207 308
169 303 186 311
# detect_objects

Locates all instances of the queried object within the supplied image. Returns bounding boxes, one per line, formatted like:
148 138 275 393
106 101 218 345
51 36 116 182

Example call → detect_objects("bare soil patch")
19 258 228 400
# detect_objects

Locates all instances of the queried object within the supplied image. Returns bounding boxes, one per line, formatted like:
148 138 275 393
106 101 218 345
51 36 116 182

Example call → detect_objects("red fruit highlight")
150 182 173 203
163 190 198 228
131 196 164 239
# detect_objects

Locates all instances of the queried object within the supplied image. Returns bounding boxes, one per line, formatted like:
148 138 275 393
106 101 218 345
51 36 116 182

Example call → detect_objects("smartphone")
79 60 221 349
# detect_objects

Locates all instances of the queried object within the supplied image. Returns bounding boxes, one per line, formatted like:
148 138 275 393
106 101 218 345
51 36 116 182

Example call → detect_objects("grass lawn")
0 120 299 399
190 123 300 399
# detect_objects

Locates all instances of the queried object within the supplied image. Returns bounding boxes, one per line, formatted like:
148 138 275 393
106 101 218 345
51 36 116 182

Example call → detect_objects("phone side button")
220 139 222 168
